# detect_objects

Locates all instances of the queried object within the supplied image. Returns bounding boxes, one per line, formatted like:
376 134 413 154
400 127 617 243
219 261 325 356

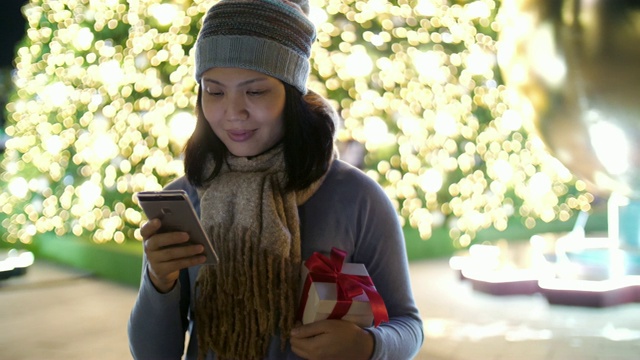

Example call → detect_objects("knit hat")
194 0 316 94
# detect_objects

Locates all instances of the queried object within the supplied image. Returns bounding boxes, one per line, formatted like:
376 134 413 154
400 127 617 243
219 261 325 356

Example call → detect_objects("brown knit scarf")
195 145 329 360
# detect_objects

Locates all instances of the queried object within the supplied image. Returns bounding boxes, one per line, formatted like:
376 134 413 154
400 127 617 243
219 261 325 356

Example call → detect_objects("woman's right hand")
141 218 207 293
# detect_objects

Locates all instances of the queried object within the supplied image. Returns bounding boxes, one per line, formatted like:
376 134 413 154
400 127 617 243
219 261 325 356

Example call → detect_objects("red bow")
297 247 389 327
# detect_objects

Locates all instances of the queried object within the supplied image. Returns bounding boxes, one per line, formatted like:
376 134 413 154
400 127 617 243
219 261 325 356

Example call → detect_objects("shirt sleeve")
300 161 425 360
127 259 189 359
351 167 424 360
357 188 424 360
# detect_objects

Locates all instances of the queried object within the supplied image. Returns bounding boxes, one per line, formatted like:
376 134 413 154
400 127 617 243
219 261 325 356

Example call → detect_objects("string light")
0 0 592 248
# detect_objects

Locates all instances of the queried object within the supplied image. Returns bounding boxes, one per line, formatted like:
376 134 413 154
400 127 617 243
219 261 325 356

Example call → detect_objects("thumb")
291 321 326 338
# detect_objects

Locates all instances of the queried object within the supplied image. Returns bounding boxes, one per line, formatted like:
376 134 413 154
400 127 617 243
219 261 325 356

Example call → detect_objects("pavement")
1 258 639 360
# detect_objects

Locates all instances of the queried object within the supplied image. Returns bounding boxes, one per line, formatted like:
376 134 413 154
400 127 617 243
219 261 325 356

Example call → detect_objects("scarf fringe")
196 227 299 360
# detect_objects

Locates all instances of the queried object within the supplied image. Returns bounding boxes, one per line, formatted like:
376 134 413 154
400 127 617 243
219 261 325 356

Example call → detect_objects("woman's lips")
227 129 255 142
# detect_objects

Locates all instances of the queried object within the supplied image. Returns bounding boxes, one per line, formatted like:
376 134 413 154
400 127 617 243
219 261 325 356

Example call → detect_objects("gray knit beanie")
195 0 316 94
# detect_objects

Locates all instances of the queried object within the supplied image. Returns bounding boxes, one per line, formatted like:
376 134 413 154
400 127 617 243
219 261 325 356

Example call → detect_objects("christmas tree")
0 0 593 249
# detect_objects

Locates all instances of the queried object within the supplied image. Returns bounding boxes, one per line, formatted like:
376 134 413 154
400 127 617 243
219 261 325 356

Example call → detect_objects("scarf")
195 145 329 359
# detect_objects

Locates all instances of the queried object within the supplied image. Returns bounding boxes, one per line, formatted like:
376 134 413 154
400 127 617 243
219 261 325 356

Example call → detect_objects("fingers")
140 218 206 293
290 321 330 360
145 234 188 253
144 231 205 266
290 321 326 339
290 320 374 360
145 242 205 293
141 218 191 251
140 218 162 240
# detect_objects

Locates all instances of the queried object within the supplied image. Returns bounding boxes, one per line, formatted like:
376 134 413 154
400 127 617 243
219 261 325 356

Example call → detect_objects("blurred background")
0 0 606 275
1 0 639 359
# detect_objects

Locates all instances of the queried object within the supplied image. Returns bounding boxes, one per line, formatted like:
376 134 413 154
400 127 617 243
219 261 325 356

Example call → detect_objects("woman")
128 0 424 359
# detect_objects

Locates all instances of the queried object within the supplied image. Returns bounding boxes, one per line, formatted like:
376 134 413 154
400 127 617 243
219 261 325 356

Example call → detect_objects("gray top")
128 159 424 359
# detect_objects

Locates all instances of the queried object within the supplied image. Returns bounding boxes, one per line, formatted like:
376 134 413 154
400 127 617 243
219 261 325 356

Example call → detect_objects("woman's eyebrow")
202 77 269 87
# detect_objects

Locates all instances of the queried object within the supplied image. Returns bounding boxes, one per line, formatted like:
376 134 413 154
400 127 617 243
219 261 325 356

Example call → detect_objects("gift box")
297 247 389 328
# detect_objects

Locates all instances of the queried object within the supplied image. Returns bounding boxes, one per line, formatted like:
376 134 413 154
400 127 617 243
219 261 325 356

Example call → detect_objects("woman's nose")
225 94 248 120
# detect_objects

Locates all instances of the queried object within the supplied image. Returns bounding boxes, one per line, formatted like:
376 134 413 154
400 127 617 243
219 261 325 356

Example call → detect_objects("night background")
0 0 28 136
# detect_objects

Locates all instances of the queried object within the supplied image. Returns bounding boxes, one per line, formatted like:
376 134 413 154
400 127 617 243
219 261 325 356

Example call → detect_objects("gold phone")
135 190 218 264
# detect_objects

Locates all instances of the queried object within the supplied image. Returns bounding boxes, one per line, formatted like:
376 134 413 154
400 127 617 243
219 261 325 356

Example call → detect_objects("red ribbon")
297 247 389 327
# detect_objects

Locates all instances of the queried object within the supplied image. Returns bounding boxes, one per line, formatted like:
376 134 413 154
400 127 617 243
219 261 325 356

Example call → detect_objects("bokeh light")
0 0 593 249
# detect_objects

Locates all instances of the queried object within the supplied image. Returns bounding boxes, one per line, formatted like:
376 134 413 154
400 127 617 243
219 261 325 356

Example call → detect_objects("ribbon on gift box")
297 247 389 327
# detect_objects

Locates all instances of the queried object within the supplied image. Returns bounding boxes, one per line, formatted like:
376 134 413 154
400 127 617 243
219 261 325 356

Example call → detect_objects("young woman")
128 0 424 359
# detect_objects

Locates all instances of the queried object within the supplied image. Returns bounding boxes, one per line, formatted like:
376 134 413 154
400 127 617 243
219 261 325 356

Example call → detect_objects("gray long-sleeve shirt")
128 159 424 359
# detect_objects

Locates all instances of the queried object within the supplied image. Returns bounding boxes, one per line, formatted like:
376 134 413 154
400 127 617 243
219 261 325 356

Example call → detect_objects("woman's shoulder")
328 159 378 184
164 176 191 189
321 159 387 199
164 176 201 214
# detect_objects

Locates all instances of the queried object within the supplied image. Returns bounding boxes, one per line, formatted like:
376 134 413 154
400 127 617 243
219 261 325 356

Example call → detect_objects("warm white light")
30 177 50 194
367 0 387 13
308 5 328 26
420 168 444 193
13 250 35 268
150 4 179 26
601 323 640 342
413 50 447 83
90 92 104 108
93 134 120 164
74 27 94 51
414 0 438 16
528 172 552 194
465 44 496 76
493 159 513 182
38 82 70 107
538 276 640 292
77 181 102 210
466 1 492 19
398 115 425 137
169 112 196 146
99 60 124 86
434 111 457 137
589 120 630 176
8 177 29 199
529 23 567 88
362 116 393 150
44 135 64 155
0 250 33 271
345 46 373 78
462 268 540 283
370 34 384 47
500 109 523 132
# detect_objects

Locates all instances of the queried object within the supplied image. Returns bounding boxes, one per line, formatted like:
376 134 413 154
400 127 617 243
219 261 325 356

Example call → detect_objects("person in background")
127 0 424 358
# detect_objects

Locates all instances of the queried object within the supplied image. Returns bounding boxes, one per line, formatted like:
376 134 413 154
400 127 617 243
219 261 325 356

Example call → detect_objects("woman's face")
201 67 286 157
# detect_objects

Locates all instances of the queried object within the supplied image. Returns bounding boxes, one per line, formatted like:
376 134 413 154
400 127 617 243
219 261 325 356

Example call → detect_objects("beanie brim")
195 35 310 94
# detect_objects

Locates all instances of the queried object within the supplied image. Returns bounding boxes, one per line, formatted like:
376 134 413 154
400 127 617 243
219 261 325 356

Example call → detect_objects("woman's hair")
183 83 336 191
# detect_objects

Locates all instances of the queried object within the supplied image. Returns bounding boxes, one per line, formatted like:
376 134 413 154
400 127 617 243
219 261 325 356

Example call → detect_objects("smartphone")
135 190 218 264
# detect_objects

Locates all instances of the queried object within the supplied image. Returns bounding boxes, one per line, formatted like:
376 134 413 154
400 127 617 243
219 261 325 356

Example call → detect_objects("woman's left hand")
289 319 374 360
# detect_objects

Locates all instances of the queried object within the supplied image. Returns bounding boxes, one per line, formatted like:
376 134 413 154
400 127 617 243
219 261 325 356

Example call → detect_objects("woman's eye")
206 88 223 96
247 90 266 96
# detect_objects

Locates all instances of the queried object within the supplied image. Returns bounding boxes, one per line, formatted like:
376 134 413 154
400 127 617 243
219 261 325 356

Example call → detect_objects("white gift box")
299 262 375 328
